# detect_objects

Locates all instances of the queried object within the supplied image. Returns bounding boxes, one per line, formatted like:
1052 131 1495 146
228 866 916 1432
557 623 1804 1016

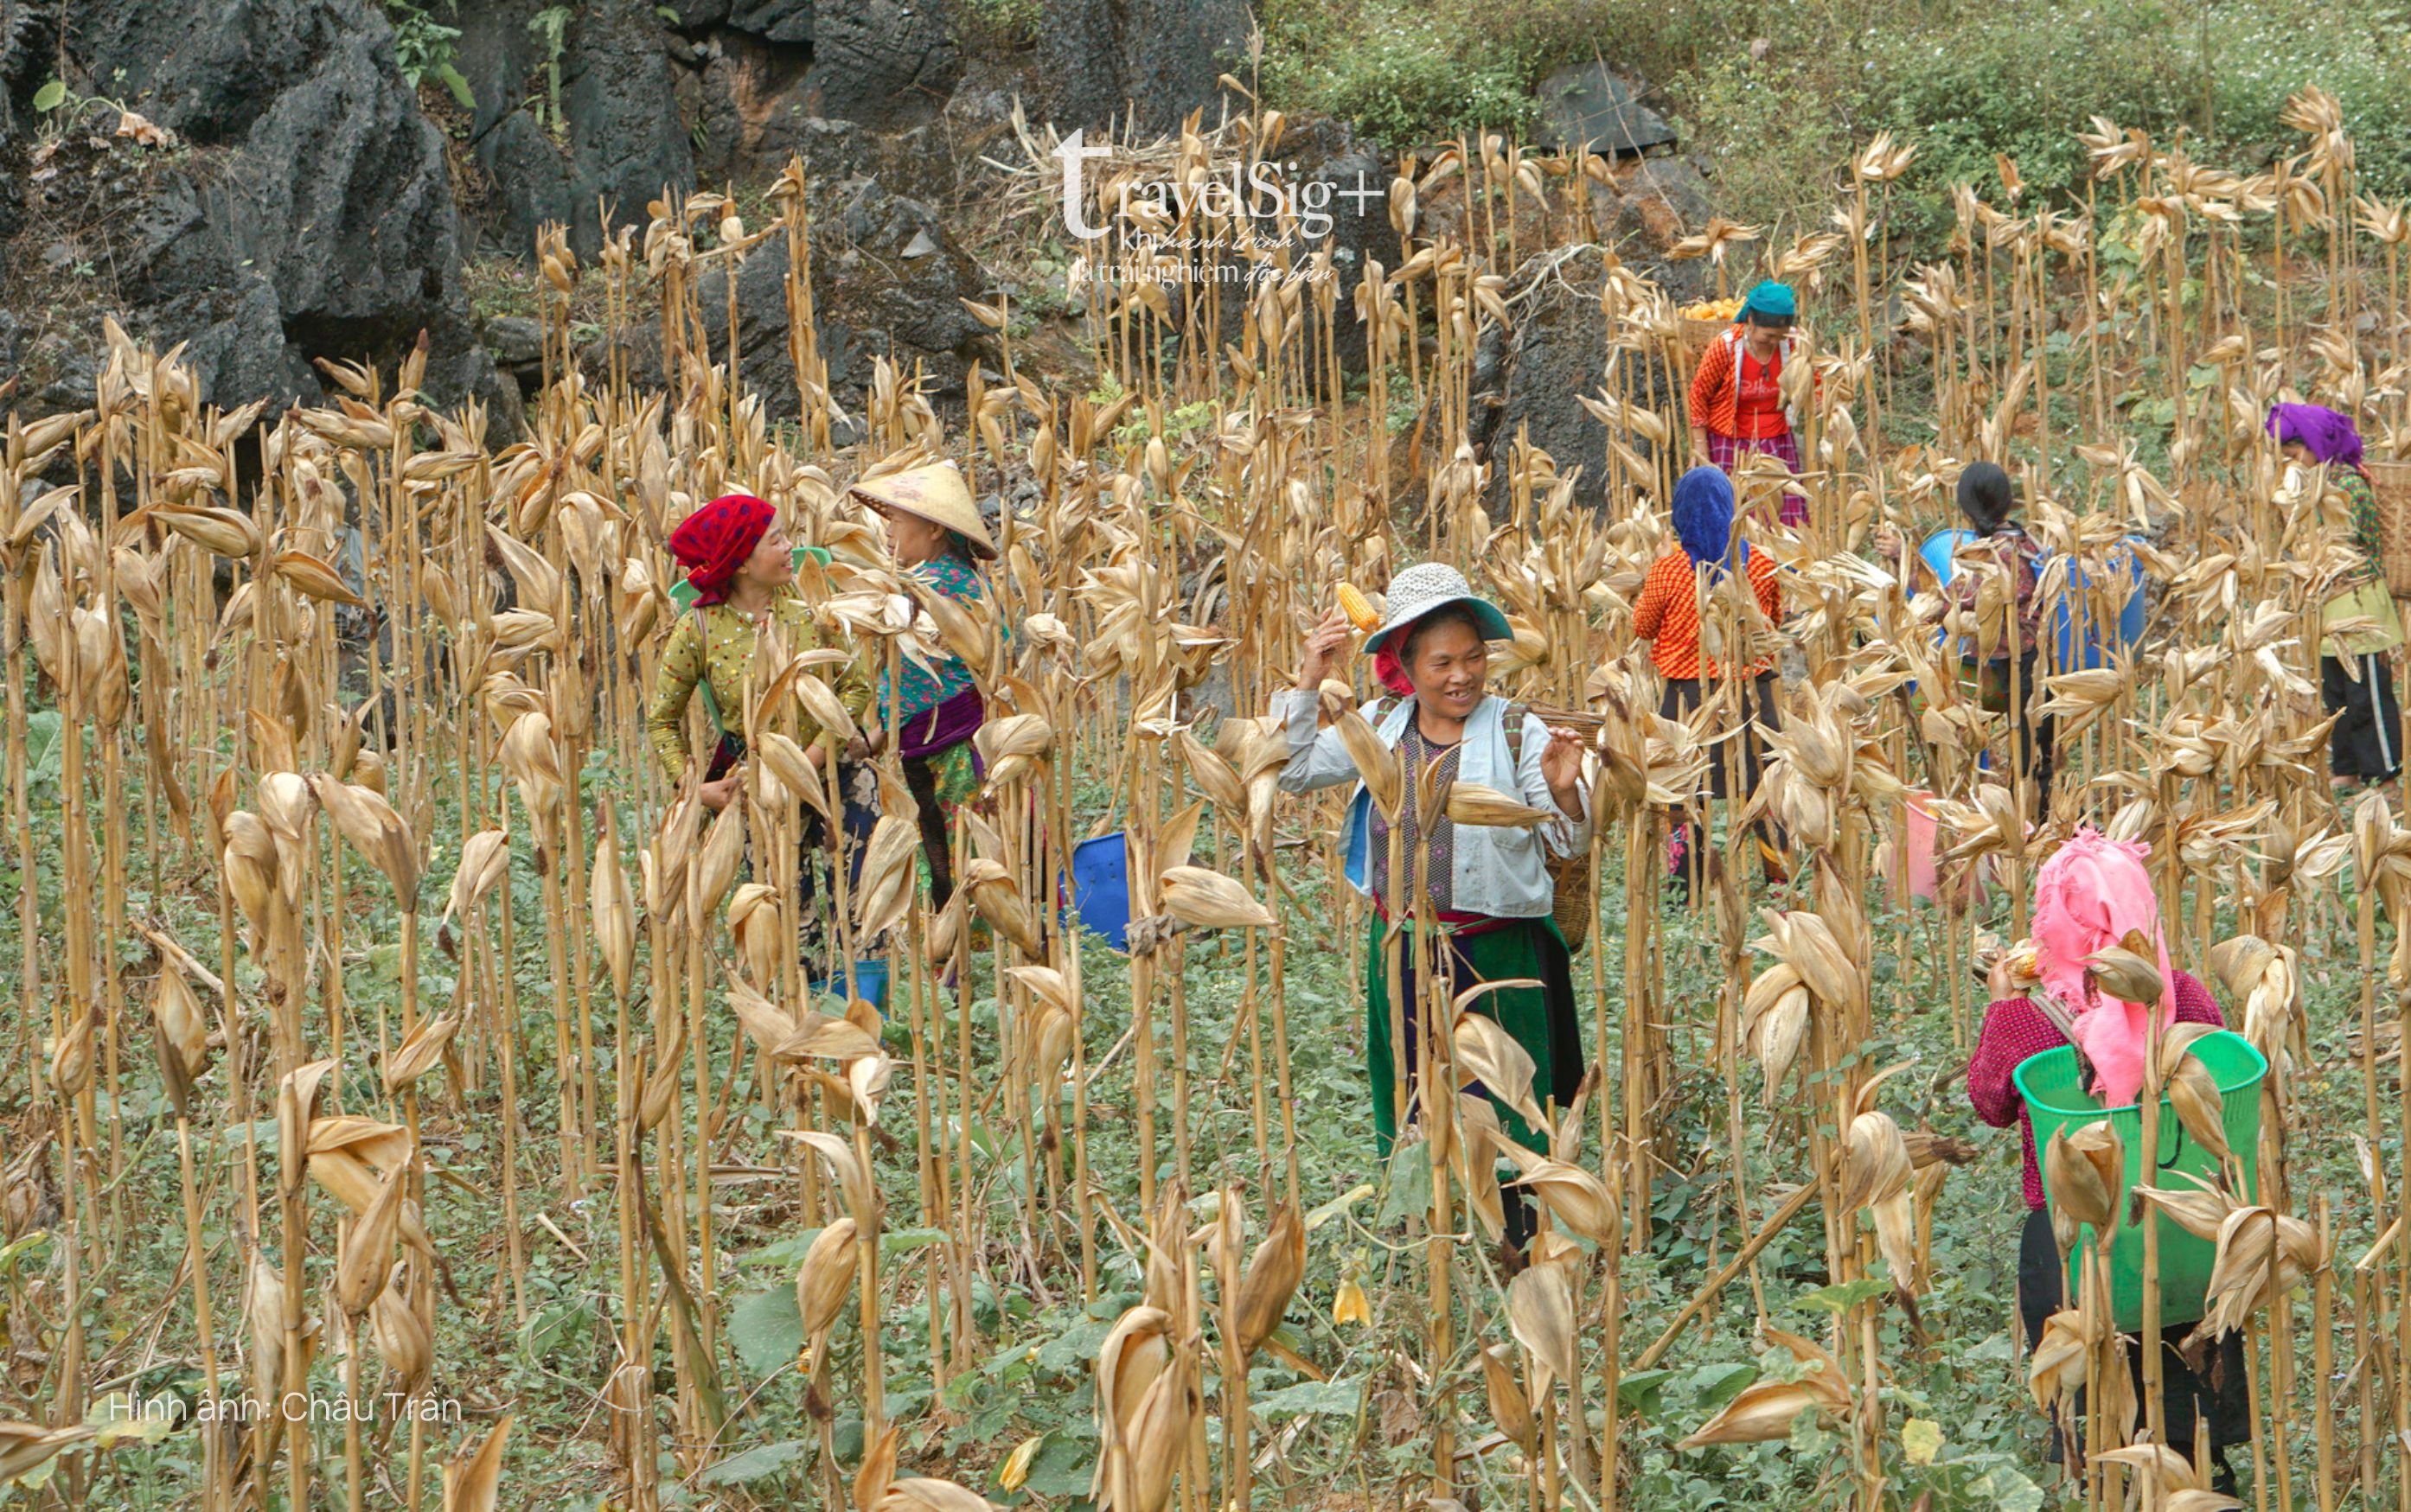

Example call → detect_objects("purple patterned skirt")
1709 430 1807 526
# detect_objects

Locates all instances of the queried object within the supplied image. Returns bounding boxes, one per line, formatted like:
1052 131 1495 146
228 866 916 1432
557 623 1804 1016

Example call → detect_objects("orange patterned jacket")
1631 548 1782 679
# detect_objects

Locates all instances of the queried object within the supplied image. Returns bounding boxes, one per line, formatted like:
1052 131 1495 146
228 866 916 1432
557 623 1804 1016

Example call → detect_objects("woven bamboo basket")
1679 315 1732 357
2368 459 2411 597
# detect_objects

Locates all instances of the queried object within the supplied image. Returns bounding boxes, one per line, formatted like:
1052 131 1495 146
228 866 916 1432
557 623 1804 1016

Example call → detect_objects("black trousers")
2017 1209 2248 1465
1660 672 1781 801
901 754 956 907
1661 673 1785 896
1977 652 2058 819
2323 652 2403 781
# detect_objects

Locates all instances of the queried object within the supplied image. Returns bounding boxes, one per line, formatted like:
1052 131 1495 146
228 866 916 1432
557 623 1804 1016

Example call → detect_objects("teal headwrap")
1739 280 1797 322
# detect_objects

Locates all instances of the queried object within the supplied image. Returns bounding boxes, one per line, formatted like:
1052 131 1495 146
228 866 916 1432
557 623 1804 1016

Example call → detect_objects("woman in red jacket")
1965 830 2245 1490
1688 280 1807 526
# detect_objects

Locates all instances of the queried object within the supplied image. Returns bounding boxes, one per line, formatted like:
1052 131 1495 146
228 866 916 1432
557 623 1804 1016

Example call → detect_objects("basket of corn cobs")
1679 296 1743 356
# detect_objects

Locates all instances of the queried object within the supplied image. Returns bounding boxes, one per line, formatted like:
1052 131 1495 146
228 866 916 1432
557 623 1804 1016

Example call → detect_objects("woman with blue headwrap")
1689 280 1808 525
1633 467 1788 897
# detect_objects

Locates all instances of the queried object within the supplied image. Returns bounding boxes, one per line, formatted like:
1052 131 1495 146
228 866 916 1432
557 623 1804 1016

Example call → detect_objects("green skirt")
1363 913 1584 1158
923 738 981 806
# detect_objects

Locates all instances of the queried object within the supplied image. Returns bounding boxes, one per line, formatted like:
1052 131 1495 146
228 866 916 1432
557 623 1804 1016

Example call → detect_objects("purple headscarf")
2267 403 2365 469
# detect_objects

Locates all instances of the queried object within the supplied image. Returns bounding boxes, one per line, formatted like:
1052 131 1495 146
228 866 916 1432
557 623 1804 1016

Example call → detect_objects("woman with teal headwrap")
1688 280 1808 526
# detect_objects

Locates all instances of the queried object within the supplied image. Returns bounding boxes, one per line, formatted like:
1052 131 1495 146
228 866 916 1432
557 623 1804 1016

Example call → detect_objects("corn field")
4 83 2411 1512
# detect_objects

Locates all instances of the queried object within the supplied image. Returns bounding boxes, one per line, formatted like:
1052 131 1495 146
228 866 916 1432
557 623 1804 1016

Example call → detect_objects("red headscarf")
668 494 775 607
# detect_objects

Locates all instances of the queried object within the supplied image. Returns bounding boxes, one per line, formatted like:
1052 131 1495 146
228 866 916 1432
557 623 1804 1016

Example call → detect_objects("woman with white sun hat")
1274 562 1590 1259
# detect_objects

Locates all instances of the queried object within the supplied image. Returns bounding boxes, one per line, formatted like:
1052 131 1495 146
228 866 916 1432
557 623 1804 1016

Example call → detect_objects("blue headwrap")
1672 465 1746 581
1739 280 1797 322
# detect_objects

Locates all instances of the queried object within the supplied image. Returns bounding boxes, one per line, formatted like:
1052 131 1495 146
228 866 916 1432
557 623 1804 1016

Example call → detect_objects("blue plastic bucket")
1066 833 1131 951
814 958 889 1009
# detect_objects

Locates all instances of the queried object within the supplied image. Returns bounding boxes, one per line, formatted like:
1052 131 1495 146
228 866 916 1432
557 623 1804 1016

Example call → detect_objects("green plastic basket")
2012 1030 2267 1331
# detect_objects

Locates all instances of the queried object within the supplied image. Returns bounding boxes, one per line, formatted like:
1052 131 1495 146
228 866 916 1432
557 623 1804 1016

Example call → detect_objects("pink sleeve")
1967 996 2062 1128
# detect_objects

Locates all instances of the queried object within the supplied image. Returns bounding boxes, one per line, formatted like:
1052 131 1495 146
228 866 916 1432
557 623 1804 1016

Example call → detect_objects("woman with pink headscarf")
1964 830 2245 1489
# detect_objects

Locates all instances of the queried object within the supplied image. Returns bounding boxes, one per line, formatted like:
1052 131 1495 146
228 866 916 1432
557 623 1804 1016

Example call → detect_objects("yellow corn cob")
1335 582 1380 631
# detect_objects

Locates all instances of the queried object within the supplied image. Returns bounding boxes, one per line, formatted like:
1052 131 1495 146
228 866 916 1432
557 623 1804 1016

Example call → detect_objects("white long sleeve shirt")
1273 689 1589 920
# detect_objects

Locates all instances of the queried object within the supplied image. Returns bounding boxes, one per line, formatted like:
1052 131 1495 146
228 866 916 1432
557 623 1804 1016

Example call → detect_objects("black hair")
1399 603 1488 665
1745 307 1792 329
1956 461 2017 535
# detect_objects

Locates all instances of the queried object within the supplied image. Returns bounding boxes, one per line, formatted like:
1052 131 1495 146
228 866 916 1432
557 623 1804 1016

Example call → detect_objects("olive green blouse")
645 586 871 779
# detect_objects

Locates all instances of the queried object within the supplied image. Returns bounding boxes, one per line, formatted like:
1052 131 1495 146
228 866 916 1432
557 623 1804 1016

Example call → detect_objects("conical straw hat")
849 462 994 559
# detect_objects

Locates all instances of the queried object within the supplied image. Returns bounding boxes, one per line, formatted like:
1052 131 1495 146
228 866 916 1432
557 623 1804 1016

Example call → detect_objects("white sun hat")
1360 562 1513 655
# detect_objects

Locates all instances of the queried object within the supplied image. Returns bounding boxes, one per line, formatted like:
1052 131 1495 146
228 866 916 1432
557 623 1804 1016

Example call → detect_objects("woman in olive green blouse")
644 493 867 803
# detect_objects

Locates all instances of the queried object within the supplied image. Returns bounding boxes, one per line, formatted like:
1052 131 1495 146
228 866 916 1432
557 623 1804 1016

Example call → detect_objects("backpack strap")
689 604 727 738
1503 701 1527 769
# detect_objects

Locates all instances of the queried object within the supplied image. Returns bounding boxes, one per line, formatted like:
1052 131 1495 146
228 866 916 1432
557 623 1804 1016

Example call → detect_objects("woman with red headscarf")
646 493 868 807
1965 830 2245 1490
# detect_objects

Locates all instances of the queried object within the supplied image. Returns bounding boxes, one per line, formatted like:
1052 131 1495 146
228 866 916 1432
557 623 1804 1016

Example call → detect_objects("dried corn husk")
853 815 922 941
1158 865 1274 930
2157 1023 2231 1161
150 964 211 1115
2084 938 2165 1005
442 827 513 928
1444 782 1556 829
796 1217 860 1352
2025 1308 2094 1407
312 775 421 905
1233 1205 1304 1359
1480 1342 1536 1451
2197 1205 2319 1338
440 1414 513 1512
1842 1110 1918 1291
959 857 1044 955
1501 1148 1616 1247
2043 1120 2123 1249
1506 1259 1577 1389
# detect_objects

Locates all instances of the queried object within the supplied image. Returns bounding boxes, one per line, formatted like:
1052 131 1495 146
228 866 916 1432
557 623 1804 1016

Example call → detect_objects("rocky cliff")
0 0 1716 474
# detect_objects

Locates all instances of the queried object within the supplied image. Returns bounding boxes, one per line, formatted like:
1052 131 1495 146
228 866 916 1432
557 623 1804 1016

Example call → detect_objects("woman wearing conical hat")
847 461 995 907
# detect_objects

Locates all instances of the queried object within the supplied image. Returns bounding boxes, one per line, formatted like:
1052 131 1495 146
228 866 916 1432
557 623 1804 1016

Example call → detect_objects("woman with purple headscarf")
2270 403 2403 791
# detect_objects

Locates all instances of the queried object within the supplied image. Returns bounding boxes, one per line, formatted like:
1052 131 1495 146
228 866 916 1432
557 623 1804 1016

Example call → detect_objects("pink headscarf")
2030 828 2176 1107
1372 641 1417 697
